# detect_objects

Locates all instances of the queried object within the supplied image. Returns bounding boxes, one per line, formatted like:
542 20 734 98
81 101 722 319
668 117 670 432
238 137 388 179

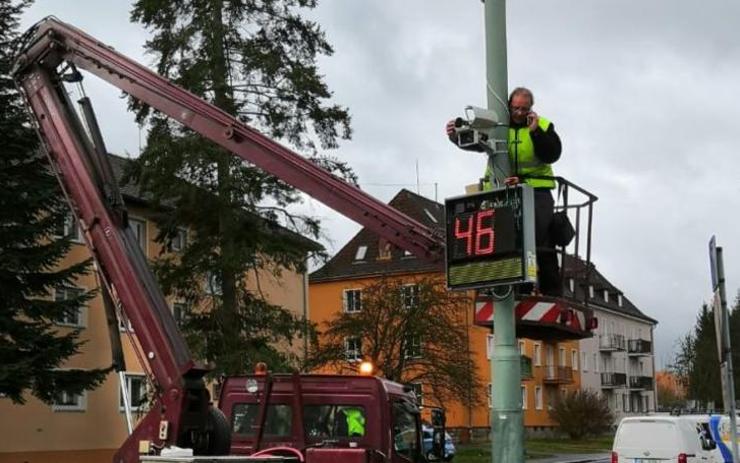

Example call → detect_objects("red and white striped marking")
475 297 589 333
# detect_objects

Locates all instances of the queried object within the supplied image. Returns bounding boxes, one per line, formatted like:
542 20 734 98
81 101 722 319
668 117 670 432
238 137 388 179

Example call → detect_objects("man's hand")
445 119 456 137
526 111 539 131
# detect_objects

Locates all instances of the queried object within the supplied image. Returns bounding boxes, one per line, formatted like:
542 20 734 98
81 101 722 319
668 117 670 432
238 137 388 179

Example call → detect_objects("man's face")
510 93 532 125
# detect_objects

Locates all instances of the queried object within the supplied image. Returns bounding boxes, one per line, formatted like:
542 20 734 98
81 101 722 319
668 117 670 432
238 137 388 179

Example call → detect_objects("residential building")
0 154 317 463
309 189 582 441
565 258 658 420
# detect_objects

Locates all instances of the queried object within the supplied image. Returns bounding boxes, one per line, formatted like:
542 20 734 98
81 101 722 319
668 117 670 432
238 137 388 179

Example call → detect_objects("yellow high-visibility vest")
483 116 555 190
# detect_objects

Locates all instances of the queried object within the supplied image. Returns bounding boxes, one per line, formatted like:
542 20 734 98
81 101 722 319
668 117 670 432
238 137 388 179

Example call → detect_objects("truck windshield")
231 403 292 437
393 401 419 460
303 405 367 439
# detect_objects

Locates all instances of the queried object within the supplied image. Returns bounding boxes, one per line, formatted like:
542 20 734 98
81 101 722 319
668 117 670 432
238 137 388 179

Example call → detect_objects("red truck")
13 17 446 463
219 372 445 462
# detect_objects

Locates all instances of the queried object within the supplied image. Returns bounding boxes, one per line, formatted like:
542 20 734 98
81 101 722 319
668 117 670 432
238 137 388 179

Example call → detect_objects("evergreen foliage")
308 276 482 407
127 0 352 375
0 0 107 404
549 390 614 439
670 299 740 409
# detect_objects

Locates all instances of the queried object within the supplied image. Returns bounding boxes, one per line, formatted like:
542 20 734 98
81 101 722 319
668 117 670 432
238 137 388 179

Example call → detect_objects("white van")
612 415 721 463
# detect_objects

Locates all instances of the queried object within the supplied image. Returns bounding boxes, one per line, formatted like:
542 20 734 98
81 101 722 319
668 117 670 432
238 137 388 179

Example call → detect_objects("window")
571 350 578 371
568 278 575 293
588 285 594 298
205 271 223 296
408 383 423 406
232 403 292 436
593 353 599 373
354 245 368 261
170 228 187 252
487 384 493 408
120 373 148 411
54 286 85 327
128 217 147 254
343 289 362 313
377 239 392 260
533 343 541 366
54 212 82 243
400 284 419 311
303 404 367 439
622 394 629 412
52 389 86 412
582 352 588 372
423 208 438 224
173 302 189 328
518 340 526 356
521 386 528 410
535 386 543 410
345 337 362 362
618 294 623 307
603 290 609 302
486 334 495 359
559 347 566 367
404 336 422 360
118 312 134 332
392 401 419 459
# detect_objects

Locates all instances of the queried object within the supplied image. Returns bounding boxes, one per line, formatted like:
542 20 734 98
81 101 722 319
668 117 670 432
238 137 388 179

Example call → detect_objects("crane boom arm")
12 17 444 462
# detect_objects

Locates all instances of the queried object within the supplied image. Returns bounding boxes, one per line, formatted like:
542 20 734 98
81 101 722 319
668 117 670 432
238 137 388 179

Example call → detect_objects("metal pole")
716 248 739 463
484 1 524 461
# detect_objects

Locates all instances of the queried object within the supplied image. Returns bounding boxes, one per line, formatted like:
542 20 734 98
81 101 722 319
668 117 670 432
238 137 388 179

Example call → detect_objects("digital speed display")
445 185 536 290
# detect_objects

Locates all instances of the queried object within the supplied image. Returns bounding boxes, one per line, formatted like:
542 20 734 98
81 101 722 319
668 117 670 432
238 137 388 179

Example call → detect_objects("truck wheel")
204 406 232 455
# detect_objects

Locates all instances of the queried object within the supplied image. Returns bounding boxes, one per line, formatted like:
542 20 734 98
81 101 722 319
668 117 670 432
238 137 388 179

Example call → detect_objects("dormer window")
354 245 368 261
424 208 438 224
603 290 609 302
377 239 392 260
588 285 594 298
568 278 575 293
617 294 623 307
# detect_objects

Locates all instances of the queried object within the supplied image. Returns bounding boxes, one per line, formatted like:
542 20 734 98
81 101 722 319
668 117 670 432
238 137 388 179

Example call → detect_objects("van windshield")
616 420 678 451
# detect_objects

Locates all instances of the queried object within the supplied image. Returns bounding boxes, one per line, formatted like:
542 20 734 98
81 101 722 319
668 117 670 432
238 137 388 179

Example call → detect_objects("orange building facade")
308 190 581 440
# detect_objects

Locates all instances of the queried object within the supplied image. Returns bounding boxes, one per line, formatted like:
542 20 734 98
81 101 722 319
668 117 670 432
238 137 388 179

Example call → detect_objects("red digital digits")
454 210 496 257
475 209 494 255
454 214 474 255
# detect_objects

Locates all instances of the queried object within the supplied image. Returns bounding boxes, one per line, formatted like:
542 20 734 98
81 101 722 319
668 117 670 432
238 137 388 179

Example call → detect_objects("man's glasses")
510 106 531 113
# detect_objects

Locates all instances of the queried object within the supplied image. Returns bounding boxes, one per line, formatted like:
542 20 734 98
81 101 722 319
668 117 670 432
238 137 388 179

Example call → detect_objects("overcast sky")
21 1 740 369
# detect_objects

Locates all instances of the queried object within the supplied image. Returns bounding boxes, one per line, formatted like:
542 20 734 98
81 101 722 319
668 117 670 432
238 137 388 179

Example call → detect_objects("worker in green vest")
342 407 366 437
447 87 563 296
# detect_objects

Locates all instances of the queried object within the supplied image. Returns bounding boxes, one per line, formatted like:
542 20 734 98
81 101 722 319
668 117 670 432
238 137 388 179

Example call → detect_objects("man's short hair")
508 87 534 107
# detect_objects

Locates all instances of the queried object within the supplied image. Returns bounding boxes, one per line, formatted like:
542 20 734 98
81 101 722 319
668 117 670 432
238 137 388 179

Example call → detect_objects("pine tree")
729 292 740 399
127 0 352 375
0 0 107 404
673 304 723 409
308 276 482 407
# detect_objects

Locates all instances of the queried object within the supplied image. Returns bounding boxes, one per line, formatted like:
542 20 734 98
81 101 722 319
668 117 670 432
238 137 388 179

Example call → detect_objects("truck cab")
219 373 432 462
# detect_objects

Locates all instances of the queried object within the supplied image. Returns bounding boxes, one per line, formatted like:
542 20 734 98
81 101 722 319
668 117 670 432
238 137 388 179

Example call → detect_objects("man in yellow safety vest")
447 87 563 296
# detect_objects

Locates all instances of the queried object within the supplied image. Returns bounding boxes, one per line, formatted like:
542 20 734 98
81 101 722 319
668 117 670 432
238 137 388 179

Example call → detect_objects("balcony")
521 355 533 380
543 365 573 384
628 339 652 356
629 376 654 390
599 334 626 352
600 372 627 388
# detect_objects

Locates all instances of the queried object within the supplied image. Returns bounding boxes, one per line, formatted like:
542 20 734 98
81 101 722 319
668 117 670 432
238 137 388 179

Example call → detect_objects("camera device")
450 106 502 151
